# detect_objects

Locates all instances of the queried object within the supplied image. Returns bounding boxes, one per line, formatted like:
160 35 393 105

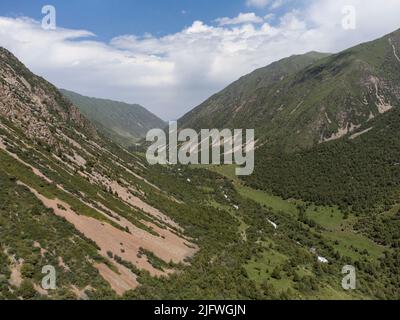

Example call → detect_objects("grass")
0 150 122 229
239 186 298 216
310 284 366 300
0 139 160 235
207 199 249 239
324 231 386 261
198 164 387 274
305 206 386 260
0 169 115 299
243 242 357 299
306 205 348 230
244 243 292 290
203 164 299 215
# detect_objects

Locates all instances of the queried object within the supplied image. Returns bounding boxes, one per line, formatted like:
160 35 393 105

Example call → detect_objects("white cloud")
270 0 286 9
0 0 399 120
264 13 275 21
215 13 264 26
246 0 270 8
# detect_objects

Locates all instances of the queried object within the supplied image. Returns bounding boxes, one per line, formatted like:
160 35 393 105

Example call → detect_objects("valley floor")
192 164 394 299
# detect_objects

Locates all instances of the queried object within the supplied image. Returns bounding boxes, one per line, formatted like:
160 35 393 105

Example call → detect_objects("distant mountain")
179 29 400 152
61 89 165 147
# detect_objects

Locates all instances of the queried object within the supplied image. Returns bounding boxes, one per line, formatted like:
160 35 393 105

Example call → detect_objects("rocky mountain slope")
60 89 165 147
0 47 197 298
179 29 400 152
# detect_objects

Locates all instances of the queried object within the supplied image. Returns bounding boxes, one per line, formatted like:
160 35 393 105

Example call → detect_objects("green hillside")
244 102 400 229
179 29 400 152
61 89 165 147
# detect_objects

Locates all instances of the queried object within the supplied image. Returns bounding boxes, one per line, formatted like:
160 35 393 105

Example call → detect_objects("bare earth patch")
70 285 92 300
9 259 23 288
321 123 361 143
95 262 139 295
0 137 53 183
18 182 197 295
81 169 182 230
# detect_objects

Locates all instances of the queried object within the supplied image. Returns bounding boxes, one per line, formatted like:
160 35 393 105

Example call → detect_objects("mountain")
239 60 400 299
238 29 400 233
60 89 165 147
2 46 347 300
0 47 199 298
179 29 400 152
245 104 400 215
1 33 400 300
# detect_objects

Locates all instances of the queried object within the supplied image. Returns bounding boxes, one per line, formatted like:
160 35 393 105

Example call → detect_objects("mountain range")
1 28 400 300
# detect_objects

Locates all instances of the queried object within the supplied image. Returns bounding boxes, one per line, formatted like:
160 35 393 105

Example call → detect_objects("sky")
0 0 400 120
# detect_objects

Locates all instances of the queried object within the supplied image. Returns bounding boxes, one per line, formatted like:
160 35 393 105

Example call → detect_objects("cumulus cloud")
215 13 264 26
0 0 399 120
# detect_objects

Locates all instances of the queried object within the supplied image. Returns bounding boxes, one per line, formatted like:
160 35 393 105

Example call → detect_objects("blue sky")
0 0 301 41
0 0 399 119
